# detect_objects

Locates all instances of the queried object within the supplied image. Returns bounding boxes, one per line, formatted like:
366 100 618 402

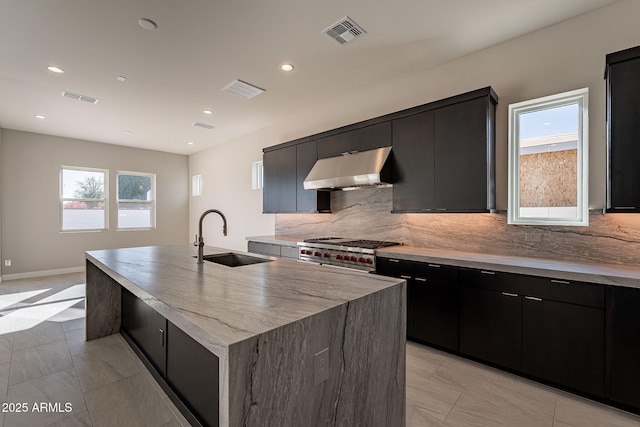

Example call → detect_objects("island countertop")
86 244 404 348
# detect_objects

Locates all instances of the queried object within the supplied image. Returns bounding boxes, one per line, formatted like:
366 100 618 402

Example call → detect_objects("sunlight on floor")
0 285 85 335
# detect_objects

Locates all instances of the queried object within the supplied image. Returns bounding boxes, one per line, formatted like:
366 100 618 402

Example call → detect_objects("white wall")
189 0 640 247
1 129 189 278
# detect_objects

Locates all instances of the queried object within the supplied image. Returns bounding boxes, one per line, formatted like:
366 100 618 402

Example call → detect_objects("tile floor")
0 273 638 426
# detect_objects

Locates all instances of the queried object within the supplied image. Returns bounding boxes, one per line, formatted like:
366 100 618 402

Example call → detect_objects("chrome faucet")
194 209 227 263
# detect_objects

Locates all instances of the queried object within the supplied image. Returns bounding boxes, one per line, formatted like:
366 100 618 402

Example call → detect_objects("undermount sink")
201 252 272 267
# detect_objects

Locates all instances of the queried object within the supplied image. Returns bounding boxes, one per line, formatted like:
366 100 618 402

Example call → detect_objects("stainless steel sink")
200 253 272 267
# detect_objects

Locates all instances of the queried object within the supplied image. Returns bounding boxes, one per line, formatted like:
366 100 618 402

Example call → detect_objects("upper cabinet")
606 45 640 212
263 87 497 214
317 122 392 159
392 88 497 213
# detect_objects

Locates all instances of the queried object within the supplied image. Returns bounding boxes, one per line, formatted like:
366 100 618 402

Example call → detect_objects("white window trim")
508 87 589 226
60 166 109 232
116 171 156 231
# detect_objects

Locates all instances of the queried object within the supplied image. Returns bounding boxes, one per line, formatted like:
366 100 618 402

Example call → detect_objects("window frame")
508 87 589 226
116 171 156 230
60 166 109 232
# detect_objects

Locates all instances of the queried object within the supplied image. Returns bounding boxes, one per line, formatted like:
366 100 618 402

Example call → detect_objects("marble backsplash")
275 187 640 266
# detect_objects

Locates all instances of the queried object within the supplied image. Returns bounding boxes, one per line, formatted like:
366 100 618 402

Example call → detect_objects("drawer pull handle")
159 328 165 347
415 277 428 282
481 270 495 275
389 259 400 263
427 264 441 268
502 292 518 297
525 296 543 302
550 279 570 285
615 206 636 209
400 275 412 280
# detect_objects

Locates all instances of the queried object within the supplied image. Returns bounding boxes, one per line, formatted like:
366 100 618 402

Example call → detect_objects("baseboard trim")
1 266 85 282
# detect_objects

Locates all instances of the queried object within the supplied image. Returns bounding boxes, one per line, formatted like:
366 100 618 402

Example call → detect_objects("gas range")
297 237 400 272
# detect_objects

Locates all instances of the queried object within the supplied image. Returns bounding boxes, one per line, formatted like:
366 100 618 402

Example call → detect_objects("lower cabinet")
459 283 522 371
608 286 640 409
121 288 167 376
167 323 219 427
121 289 219 427
522 297 604 397
248 241 299 260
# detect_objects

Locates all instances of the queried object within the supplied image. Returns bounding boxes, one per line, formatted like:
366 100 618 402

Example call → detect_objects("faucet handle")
193 235 198 246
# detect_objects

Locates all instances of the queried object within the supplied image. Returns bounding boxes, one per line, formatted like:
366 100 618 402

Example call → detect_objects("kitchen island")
85 245 406 427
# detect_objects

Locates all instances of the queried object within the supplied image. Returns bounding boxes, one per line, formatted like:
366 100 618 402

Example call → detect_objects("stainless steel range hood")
303 146 392 191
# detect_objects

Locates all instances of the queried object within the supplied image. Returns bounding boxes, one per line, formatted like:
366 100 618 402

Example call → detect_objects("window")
508 88 589 226
60 167 108 231
251 160 263 190
117 172 155 229
192 175 202 196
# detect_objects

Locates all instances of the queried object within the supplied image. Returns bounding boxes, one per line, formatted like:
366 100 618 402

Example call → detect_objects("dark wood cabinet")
606 45 640 212
296 140 330 212
167 322 219 427
459 272 522 371
263 141 329 213
376 258 458 351
317 122 391 159
121 288 167 376
522 297 604 397
391 111 435 212
608 286 640 409
391 88 496 213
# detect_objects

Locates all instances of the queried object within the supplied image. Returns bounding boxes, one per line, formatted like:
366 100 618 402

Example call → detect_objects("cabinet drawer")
280 245 299 259
248 241 281 257
376 258 403 277
459 268 522 293
519 275 605 308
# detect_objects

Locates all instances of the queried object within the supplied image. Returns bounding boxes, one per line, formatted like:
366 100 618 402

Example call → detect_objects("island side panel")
228 282 406 427
86 260 122 340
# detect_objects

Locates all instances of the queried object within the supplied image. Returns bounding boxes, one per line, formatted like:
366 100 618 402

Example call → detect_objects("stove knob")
357 257 365 263
365 258 373 264
335 254 343 260
314 252 321 257
300 249 305 255
323 253 330 258
350 256 357 262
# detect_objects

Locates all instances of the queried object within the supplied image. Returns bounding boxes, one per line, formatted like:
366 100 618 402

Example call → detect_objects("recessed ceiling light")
188 141 195 145
138 18 157 30
117 76 126 82
280 64 294 72
203 110 213 115
47 66 64 74
124 130 133 134
34 115 46 119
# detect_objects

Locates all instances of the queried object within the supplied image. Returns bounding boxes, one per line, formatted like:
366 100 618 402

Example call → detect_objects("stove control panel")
297 244 376 272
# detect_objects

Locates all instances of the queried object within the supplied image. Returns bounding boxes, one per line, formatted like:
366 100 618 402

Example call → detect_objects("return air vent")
222 79 265 99
193 122 215 129
61 91 99 104
322 17 366 45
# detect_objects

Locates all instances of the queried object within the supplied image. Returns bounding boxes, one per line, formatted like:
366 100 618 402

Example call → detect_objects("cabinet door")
167 322 219 427
434 97 491 211
609 286 640 408
121 288 167 376
607 54 640 211
247 241 281 257
317 134 348 159
412 264 459 351
277 145 297 213
262 150 278 213
459 285 521 370
349 122 392 153
296 140 330 212
391 111 435 212
522 298 604 397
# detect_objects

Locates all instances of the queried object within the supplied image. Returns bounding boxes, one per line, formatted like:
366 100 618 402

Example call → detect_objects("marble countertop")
246 235 640 289
86 245 404 349
245 235 302 245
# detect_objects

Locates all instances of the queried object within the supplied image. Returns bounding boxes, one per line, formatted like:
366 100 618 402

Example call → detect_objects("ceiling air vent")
222 79 265 99
61 91 99 104
193 122 215 129
322 16 366 45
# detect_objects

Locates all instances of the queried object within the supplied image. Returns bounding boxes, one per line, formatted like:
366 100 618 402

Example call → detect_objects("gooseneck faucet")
194 209 227 263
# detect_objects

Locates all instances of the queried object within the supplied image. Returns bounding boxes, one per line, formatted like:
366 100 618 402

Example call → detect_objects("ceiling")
0 0 619 155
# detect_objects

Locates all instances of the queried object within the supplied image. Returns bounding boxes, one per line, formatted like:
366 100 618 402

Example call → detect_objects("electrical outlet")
524 232 542 242
314 347 329 386
4 259 11 267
